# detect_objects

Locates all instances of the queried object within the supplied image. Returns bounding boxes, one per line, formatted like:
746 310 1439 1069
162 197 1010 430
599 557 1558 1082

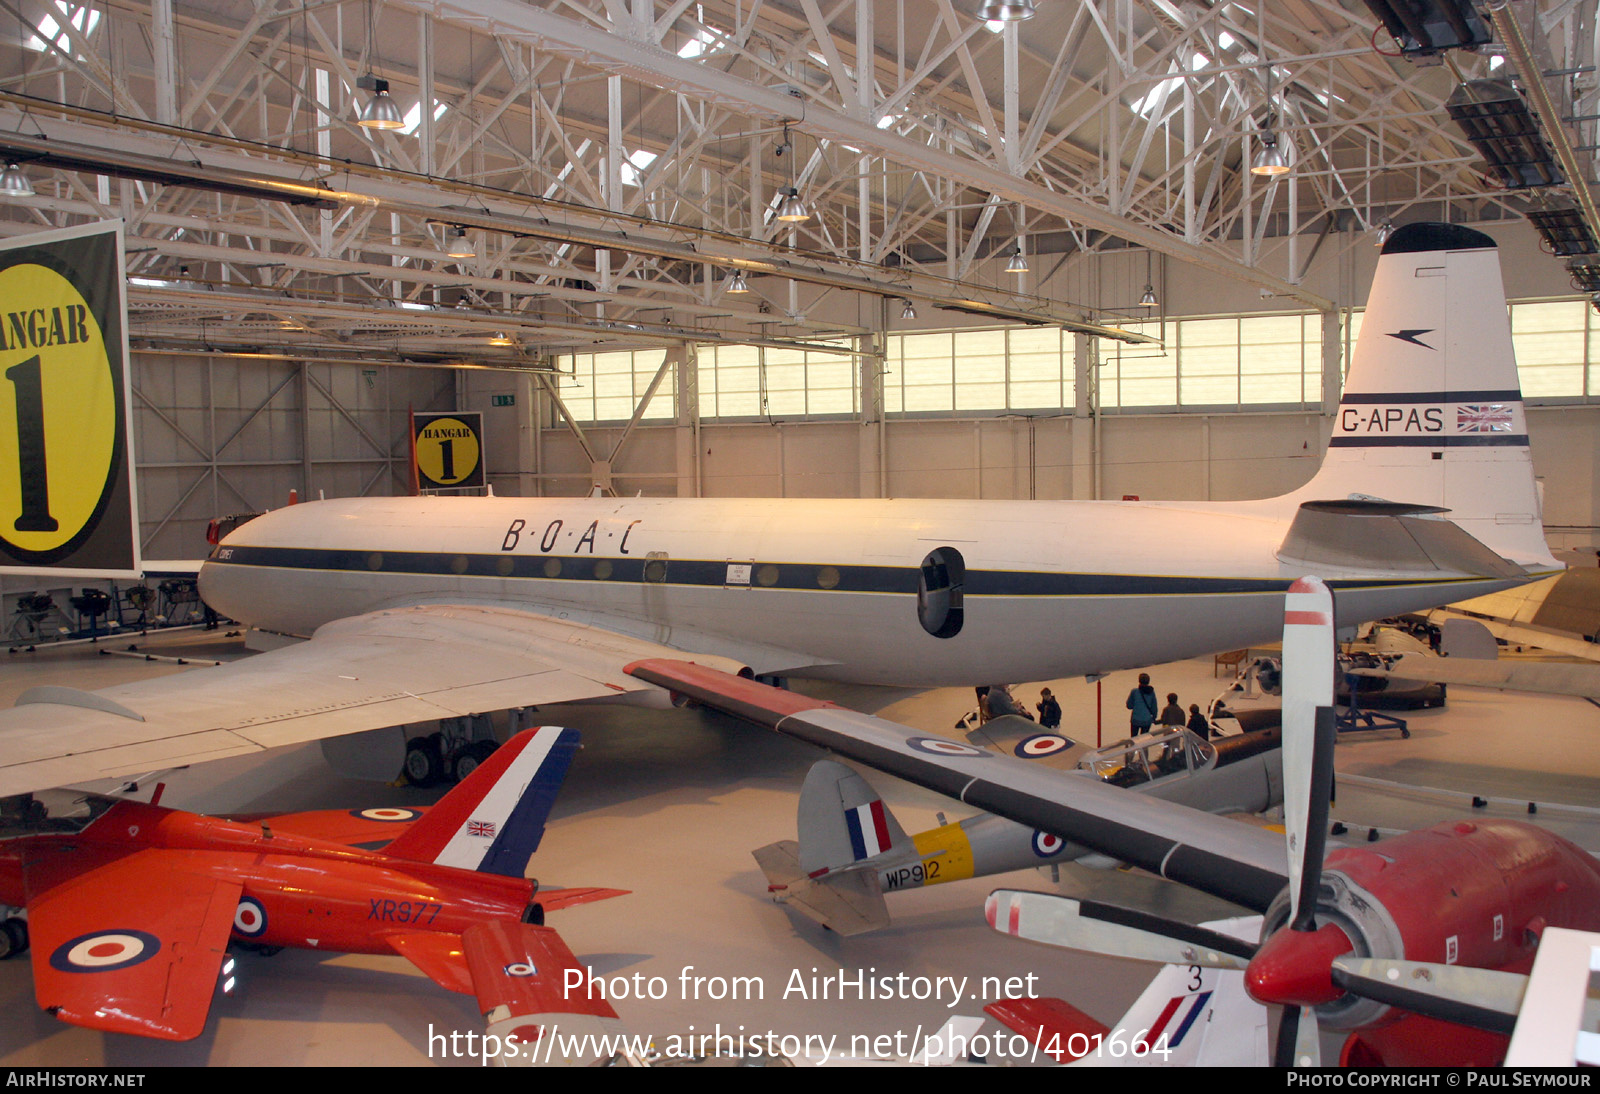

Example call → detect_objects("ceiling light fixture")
1251 131 1290 176
776 186 809 222
357 76 405 129
1139 284 1158 307
901 299 917 319
0 162 34 198
489 331 514 346
1375 220 1395 247
727 271 750 293
1006 244 1028 274
977 0 1036 21
445 226 475 258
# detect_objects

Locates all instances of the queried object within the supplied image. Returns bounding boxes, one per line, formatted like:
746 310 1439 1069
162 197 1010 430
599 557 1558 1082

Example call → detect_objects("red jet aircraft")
0 726 625 1061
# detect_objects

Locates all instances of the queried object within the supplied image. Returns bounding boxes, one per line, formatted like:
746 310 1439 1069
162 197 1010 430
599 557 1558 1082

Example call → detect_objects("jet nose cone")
1245 922 1355 1007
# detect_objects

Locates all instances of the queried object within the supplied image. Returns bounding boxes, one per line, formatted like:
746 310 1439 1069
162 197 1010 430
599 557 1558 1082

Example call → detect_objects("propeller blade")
1281 577 1337 931
1330 956 1525 1035
986 890 1255 969
1272 1005 1323 1067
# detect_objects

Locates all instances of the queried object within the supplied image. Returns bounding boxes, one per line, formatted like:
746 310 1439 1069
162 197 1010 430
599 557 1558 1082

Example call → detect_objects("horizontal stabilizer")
984 997 1110 1064
752 840 891 936
461 920 629 1067
1277 500 1526 579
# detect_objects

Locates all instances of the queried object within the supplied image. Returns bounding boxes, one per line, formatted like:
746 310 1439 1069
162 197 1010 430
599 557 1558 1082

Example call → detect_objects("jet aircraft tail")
1290 222 1556 572
381 726 579 878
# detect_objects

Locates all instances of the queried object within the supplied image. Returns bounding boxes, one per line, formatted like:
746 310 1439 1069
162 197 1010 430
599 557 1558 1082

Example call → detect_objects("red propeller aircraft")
0 726 626 1062
986 578 1600 1067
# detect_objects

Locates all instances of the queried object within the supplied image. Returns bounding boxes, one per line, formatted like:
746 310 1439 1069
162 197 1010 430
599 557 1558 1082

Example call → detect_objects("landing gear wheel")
403 736 444 787
0 918 28 958
451 740 498 783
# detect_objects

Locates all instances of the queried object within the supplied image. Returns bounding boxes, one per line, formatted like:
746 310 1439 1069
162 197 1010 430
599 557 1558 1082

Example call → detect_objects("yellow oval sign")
415 415 481 487
0 262 117 560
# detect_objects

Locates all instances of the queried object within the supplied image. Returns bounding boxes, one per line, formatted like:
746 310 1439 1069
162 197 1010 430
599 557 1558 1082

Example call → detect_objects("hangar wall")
130 356 453 563
467 221 1600 555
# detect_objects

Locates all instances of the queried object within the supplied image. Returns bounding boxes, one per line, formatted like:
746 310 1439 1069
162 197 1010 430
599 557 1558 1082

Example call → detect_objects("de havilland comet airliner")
0 223 1561 796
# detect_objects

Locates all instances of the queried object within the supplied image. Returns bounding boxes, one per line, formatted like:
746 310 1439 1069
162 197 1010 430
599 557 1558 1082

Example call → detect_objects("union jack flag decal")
1457 404 1513 433
467 819 496 838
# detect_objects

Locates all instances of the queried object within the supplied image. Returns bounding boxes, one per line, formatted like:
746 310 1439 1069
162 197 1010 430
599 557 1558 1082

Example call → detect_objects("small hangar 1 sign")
413 412 485 490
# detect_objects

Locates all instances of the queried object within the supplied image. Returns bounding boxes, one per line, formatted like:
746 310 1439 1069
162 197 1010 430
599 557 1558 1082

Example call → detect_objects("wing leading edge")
0 604 747 797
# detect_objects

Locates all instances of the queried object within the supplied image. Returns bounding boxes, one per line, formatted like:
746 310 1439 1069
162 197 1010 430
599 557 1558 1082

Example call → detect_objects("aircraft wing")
625 659 1289 911
1348 651 1600 699
0 603 746 797
27 850 242 1040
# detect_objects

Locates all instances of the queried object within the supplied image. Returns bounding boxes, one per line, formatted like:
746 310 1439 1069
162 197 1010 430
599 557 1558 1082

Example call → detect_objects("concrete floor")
1 627 1597 1066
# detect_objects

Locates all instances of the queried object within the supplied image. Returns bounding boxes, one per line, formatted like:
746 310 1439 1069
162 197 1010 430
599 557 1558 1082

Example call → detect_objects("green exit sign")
491 394 515 407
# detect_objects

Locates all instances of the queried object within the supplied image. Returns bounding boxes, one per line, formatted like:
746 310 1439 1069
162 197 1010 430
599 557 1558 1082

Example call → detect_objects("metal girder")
396 0 1331 308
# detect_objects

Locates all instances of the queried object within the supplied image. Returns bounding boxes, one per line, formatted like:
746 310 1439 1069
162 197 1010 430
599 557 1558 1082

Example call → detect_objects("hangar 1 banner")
0 221 139 577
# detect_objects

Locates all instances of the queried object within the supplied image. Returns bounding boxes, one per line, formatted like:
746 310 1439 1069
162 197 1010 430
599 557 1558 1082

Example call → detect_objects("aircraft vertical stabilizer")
1295 222 1556 570
796 758 912 874
381 726 580 877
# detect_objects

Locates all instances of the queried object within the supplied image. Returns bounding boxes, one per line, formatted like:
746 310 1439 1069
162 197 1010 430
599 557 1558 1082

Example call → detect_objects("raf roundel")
1014 734 1071 758
1031 830 1065 857
351 807 418 822
504 961 538 977
906 736 988 758
49 930 161 973
233 896 269 938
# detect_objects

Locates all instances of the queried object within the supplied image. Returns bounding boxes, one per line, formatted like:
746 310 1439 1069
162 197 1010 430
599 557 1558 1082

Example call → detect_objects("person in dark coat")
1186 703 1211 740
1126 673 1157 735
1036 687 1061 729
1160 692 1185 728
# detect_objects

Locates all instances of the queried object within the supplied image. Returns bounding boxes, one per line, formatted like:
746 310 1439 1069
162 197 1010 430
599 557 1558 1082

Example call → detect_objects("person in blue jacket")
1126 673 1158 736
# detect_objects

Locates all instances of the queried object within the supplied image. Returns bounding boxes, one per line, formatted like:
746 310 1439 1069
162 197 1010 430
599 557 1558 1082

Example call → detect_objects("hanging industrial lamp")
1251 130 1290 176
978 0 1036 21
901 299 917 319
357 75 404 129
776 186 810 222
0 162 35 198
1375 220 1395 247
727 271 751 293
1139 284 1158 307
445 226 475 258
1006 244 1028 274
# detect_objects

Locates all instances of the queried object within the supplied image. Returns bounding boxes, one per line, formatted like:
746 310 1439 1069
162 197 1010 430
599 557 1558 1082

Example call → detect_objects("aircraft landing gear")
0 916 29 959
449 740 497 782
402 713 505 786
403 736 444 787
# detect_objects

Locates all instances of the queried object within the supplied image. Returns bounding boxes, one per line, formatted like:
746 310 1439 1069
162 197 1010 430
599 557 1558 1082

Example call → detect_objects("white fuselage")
197 494 1529 687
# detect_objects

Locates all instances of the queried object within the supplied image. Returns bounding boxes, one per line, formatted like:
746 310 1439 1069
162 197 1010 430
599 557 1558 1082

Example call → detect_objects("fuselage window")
917 546 965 639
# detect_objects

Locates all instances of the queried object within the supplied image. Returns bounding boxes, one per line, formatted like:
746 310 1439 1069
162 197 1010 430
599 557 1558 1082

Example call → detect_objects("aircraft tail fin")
985 916 1268 1067
795 758 912 874
746 759 911 936
1293 222 1556 571
381 726 579 877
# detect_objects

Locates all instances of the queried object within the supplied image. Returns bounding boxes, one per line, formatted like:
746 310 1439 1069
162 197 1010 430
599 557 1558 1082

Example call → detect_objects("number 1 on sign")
6 355 58 533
